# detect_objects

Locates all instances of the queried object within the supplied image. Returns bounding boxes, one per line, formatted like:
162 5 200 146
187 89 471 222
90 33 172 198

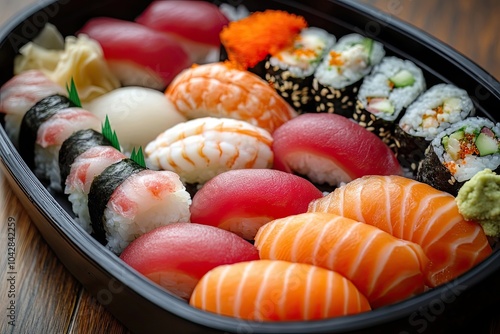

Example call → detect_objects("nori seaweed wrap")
417 117 500 195
354 56 426 148
18 94 76 168
88 158 145 244
58 129 113 190
264 27 335 112
310 33 385 115
395 84 475 175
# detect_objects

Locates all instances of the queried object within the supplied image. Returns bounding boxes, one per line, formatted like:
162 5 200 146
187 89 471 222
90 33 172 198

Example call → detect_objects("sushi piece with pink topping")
60 129 127 233
79 17 191 90
272 113 402 188
87 158 192 254
0 70 65 146
136 1 229 63
18 94 101 192
120 223 259 300
190 169 323 239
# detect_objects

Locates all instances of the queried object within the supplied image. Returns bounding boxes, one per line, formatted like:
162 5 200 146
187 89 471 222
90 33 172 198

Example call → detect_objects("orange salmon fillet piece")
189 260 370 321
255 212 429 308
308 175 492 287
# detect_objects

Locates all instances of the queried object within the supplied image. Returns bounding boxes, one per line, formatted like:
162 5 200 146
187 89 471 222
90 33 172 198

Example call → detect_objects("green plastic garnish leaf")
66 77 82 108
130 147 146 168
101 115 121 152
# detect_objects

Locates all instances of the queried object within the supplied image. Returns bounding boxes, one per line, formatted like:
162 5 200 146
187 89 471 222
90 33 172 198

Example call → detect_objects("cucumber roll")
355 57 426 148
395 84 475 175
311 33 385 114
264 27 335 112
417 117 500 195
88 159 192 254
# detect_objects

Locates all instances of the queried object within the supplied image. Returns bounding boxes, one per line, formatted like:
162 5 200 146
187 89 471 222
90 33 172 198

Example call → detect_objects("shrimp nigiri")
145 117 273 184
308 175 493 287
255 212 429 308
189 260 371 321
165 62 297 133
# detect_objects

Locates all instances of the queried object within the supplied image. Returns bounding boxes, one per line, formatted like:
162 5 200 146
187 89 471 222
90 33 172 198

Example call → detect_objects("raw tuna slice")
120 223 259 300
190 169 323 239
272 113 402 187
79 17 190 89
136 1 229 63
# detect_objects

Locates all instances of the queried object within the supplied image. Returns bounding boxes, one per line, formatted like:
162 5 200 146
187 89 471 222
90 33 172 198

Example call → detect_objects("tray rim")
1 0 499 333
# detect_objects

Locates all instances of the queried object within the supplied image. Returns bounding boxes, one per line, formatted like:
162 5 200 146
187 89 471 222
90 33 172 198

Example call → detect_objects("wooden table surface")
0 1 499 333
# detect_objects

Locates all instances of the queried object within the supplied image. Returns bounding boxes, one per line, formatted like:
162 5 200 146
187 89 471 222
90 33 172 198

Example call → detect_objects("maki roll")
88 158 191 254
18 94 101 191
311 33 385 114
417 117 500 196
355 57 426 147
60 129 127 233
19 94 76 168
264 27 336 112
395 84 475 174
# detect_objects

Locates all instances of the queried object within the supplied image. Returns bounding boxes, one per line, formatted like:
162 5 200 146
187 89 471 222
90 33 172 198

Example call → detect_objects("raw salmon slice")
308 175 492 287
255 212 429 308
189 259 370 321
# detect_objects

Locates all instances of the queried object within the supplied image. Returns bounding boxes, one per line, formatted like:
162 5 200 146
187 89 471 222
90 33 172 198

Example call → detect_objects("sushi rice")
399 83 474 140
314 33 385 89
357 56 426 122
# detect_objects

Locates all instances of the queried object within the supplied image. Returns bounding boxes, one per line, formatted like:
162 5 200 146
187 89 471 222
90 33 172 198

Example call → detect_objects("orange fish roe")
220 10 307 69
328 50 343 66
459 134 480 159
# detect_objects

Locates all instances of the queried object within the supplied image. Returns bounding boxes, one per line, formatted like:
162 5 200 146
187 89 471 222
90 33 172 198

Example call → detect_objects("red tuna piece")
190 169 324 240
79 17 190 89
120 223 259 300
272 113 402 186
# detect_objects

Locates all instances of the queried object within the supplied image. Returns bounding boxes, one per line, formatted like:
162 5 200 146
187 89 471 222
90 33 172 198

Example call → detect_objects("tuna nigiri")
120 223 259 300
136 1 229 63
0 70 65 146
79 17 191 90
190 169 323 239
165 62 297 134
255 212 429 308
145 117 274 185
189 260 371 321
308 175 493 287
272 113 402 187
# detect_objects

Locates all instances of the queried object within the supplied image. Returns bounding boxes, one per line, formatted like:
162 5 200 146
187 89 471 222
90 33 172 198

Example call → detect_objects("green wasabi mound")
456 169 500 237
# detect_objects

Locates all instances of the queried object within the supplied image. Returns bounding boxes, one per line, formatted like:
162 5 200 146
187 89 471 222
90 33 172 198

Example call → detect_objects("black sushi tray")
1 0 500 333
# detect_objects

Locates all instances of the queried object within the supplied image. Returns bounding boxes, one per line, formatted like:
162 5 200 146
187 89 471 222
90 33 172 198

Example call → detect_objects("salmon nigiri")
308 175 493 287
255 212 429 308
165 62 297 133
189 260 371 321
